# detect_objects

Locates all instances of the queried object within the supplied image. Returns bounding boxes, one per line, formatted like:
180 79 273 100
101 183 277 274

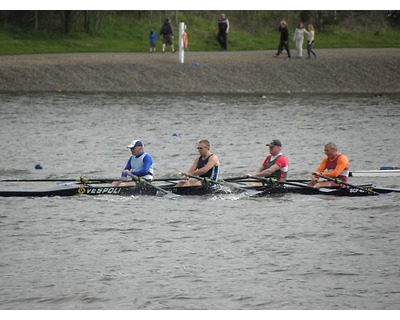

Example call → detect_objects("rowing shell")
0 183 399 198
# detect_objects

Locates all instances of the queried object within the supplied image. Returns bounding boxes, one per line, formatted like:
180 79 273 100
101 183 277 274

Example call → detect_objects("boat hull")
0 183 398 198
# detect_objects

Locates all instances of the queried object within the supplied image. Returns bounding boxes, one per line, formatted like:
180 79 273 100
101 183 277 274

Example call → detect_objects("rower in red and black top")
244 139 289 181
177 139 220 187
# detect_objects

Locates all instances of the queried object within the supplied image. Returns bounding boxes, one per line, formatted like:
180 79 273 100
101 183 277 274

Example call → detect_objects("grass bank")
1 13 400 55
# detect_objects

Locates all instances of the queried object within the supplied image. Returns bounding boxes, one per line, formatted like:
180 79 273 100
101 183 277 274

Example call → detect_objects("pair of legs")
307 180 341 188
175 178 202 187
275 41 291 58
216 32 227 50
162 35 175 53
307 42 317 59
295 40 303 57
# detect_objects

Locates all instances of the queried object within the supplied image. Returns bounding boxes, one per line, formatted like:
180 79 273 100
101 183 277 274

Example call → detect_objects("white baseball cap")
127 140 144 149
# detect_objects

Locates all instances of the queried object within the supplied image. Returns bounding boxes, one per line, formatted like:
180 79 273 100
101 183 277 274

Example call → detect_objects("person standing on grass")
293 22 306 58
304 24 317 59
160 18 176 53
274 20 291 58
216 13 230 50
149 30 158 53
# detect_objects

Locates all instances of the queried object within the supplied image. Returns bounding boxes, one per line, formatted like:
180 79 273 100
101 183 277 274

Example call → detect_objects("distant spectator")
216 13 230 50
160 18 176 53
304 24 317 59
149 30 158 53
274 20 291 58
293 22 306 58
183 29 188 49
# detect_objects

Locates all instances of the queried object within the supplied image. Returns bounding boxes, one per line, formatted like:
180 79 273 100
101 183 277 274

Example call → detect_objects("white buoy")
179 22 185 64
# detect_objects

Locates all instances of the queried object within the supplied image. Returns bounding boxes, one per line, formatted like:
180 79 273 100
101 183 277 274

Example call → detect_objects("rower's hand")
311 172 319 182
120 170 130 181
243 174 252 178
180 172 189 180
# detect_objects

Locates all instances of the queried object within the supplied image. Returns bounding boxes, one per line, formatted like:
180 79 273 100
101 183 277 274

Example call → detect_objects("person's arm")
254 163 281 177
245 156 268 178
312 157 328 181
226 19 230 33
254 156 287 177
181 157 200 179
121 157 133 179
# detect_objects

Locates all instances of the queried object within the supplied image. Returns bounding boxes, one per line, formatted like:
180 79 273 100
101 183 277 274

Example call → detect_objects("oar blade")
163 191 180 199
244 189 263 196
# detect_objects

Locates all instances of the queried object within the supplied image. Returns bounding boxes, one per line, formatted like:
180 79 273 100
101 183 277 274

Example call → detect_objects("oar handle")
183 173 221 185
249 176 309 188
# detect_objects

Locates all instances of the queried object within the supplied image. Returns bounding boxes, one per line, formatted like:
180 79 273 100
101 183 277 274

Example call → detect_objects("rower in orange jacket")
308 142 350 188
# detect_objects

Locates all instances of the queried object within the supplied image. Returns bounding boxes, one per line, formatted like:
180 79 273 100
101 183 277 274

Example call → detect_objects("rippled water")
1 93 400 309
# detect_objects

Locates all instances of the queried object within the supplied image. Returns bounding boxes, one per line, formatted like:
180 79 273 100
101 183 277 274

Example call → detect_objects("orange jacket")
315 153 349 179
183 32 188 48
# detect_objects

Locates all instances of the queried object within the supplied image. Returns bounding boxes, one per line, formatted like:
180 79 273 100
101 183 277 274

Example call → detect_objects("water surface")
0 93 399 309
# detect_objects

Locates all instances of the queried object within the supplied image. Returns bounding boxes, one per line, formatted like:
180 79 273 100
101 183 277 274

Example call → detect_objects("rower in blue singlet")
176 139 220 187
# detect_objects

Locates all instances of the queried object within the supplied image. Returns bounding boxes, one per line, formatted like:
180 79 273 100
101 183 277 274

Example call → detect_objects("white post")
179 22 185 64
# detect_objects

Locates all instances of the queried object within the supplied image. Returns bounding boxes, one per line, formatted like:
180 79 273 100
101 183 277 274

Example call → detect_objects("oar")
223 176 309 184
183 173 262 196
126 172 179 199
313 172 379 195
349 170 400 177
152 178 182 182
0 177 117 183
247 176 310 188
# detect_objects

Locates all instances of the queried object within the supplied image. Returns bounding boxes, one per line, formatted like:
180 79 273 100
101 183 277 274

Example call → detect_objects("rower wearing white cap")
244 139 289 181
113 139 154 186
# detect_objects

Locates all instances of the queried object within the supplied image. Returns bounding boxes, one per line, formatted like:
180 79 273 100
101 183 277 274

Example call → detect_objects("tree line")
1 10 399 35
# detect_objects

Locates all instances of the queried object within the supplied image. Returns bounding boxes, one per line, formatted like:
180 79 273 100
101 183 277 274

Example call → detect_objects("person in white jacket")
293 22 306 58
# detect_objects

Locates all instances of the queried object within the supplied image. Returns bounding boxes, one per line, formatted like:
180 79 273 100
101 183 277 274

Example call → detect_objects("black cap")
266 139 282 147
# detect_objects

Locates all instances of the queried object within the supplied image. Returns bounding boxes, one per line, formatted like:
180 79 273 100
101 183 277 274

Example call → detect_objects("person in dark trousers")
160 18 176 53
216 13 230 50
274 20 291 58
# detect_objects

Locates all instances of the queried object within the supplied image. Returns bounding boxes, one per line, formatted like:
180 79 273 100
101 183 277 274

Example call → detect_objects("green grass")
1 14 400 55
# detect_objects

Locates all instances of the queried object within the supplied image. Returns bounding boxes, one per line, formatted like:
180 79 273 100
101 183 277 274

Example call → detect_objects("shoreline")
1 49 400 94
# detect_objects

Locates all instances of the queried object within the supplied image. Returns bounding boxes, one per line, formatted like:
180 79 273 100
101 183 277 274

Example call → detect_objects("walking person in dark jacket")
216 13 230 50
274 20 291 58
160 18 176 53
